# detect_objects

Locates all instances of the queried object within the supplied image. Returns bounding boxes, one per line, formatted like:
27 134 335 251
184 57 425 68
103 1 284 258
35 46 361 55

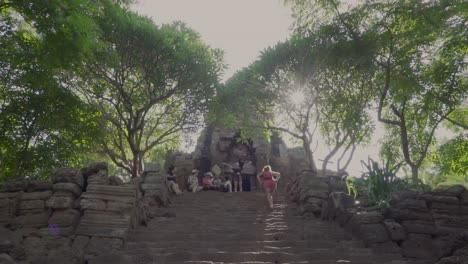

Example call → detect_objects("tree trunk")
411 165 419 183
303 140 317 173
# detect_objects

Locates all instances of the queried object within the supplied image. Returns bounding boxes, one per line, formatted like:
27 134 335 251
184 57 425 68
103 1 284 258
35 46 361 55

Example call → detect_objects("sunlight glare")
289 91 305 105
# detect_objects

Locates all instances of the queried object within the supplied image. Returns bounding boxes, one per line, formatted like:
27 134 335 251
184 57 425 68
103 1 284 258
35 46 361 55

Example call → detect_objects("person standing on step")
223 162 243 192
166 165 183 196
257 165 281 209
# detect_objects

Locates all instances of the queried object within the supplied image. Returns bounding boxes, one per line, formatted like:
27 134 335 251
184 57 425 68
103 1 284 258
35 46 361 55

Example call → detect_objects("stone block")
85 237 123 256
384 219 406 241
42 236 71 250
402 233 437 260
0 179 26 193
80 199 106 211
143 163 160 173
460 191 468 205
350 211 384 225
370 241 402 254
15 212 49 228
23 236 45 256
384 208 433 221
71 236 90 259
430 185 466 197
0 228 22 253
402 220 437 235
81 162 108 177
52 191 75 198
38 226 75 236
432 203 468 215
49 209 81 227
19 200 44 213
47 248 78 264
106 201 132 214
46 196 75 209
357 223 390 246
0 193 19 199
87 252 133 264
19 191 52 201
53 183 82 197
87 170 108 185
75 211 130 238
419 194 460 204
81 185 136 204
107 176 124 186
26 180 52 192
52 168 84 187
300 189 329 202
15 228 39 238
10 245 25 261
299 201 321 216
0 254 15 264
393 198 428 211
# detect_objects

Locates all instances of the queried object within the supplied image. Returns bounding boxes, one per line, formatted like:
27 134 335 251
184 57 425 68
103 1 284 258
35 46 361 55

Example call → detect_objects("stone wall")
0 162 157 264
288 171 468 263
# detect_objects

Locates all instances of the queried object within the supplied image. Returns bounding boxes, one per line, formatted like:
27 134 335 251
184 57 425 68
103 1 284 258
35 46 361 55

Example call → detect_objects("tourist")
188 169 203 193
212 175 222 190
223 162 242 192
220 176 232 192
257 165 281 209
166 165 183 196
202 172 215 190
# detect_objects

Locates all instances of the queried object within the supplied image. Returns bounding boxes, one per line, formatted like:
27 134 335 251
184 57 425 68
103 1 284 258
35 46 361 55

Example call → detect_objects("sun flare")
289 91 305 105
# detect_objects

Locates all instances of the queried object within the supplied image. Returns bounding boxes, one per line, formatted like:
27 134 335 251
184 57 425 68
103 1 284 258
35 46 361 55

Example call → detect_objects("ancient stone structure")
170 125 291 192
0 162 172 264
288 171 468 263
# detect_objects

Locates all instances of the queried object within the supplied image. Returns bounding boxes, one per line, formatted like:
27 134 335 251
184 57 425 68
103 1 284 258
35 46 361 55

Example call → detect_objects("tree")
215 37 374 174
0 0 109 180
286 0 468 180
79 5 224 178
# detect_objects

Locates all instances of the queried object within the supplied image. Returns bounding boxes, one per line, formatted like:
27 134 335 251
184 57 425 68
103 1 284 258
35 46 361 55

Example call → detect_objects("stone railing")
288 171 468 264
0 162 172 264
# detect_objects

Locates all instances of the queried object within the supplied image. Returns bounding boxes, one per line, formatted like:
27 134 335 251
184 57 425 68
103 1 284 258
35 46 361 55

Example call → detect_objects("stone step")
124 250 387 263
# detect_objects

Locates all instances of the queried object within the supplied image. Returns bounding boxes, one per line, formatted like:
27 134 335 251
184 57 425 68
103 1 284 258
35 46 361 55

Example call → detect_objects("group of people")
165 162 281 209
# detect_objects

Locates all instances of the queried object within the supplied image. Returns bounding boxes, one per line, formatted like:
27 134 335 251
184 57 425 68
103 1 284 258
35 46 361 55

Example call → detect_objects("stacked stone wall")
289 171 468 263
0 162 157 264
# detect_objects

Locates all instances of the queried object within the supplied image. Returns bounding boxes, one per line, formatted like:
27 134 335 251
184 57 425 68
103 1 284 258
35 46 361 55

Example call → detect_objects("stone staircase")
123 191 408 264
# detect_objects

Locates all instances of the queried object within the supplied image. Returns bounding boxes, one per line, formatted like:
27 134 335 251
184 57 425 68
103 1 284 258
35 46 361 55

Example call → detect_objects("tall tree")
80 5 224 177
286 0 468 180
0 0 109 180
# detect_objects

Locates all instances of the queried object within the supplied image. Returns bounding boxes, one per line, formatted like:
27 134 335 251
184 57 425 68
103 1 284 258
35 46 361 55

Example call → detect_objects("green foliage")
80 5 224 177
286 0 468 180
0 0 112 181
346 157 423 208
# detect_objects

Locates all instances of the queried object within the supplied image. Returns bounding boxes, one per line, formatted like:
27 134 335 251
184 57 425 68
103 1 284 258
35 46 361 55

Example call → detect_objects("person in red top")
256 165 281 209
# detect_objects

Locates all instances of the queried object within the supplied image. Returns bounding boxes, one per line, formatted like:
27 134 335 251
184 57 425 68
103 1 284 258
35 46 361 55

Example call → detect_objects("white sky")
131 0 292 81
130 0 453 177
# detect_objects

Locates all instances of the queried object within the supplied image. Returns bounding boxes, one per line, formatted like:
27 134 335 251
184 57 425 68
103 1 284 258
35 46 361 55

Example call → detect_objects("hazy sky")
131 0 292 81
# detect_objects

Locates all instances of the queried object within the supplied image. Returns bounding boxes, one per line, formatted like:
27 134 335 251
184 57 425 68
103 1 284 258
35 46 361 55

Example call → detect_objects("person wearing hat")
187 169 203 193
202 172 215 190
166 165 183 196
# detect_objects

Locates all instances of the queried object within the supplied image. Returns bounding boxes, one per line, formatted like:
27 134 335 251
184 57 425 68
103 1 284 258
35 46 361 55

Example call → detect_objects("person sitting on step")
202 172 215 190
188 169 203 193
212 174 222 191
166 165 183 196
220 175 232 192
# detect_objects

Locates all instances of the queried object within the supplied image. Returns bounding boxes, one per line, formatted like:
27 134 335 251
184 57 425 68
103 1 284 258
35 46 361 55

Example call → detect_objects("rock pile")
138 163 172 223
0 168 85 263
289 171 468 263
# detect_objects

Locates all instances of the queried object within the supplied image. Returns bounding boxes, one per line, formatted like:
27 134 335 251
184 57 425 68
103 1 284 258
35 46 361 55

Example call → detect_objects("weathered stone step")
124 250 388 263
